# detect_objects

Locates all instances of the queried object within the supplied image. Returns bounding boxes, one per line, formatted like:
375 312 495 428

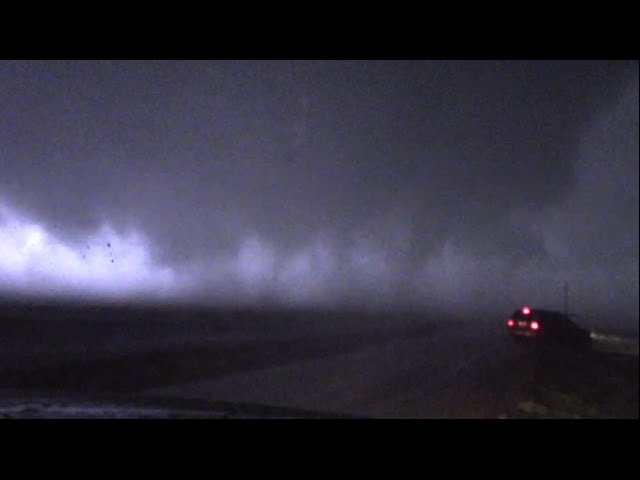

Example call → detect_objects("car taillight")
507 319 514 327
530 321 539 330
522 307 531 315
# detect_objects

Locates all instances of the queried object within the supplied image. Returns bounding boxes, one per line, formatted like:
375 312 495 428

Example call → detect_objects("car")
506 306 592 348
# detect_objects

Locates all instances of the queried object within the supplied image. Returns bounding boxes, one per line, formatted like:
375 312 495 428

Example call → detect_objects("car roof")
512 308 568 319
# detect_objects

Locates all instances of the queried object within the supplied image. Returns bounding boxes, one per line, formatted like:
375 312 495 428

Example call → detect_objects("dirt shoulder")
499 340 639 419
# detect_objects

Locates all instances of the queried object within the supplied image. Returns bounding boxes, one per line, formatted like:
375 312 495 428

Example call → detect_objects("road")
0 304 637 418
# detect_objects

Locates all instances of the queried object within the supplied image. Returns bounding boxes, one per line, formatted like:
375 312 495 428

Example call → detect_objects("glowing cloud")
0 202 177 301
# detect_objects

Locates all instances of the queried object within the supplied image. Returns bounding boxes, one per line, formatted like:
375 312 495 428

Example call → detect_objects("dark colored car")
506 306 592 348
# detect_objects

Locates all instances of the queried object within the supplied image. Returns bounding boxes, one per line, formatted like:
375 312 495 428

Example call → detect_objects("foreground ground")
0 303 637 418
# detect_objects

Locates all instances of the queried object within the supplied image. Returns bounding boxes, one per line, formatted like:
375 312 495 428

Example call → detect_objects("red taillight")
507 319 514 327
530 321 539 330
522 307 531 315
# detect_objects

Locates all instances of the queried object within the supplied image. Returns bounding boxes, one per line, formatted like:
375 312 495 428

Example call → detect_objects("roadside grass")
498 347 638 419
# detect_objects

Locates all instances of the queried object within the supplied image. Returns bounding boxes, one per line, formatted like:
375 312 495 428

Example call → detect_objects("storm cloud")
0 60 637 329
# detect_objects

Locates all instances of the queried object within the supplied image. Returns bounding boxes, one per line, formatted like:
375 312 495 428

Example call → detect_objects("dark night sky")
0 60 637 329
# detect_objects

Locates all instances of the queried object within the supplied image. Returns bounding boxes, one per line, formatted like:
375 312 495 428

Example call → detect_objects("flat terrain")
0 303 637 418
